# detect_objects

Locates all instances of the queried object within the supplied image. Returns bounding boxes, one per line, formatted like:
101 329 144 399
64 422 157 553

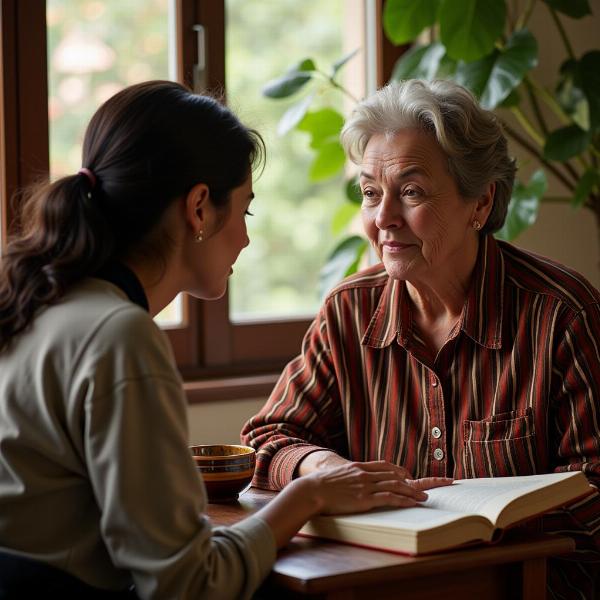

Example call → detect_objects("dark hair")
0 80 264 352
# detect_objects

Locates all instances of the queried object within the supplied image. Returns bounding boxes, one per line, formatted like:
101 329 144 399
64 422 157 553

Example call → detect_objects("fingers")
351 460 413 480
372 478 428 501
369 492 424 509
313 462 453 515
407 477 454 491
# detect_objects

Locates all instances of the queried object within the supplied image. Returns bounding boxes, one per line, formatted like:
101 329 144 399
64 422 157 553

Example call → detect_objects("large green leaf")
332 202 361 235
436 52 459 78
556 59 590 131
262 59 316 98
579 51 600 132
572 168 600 208
499 88 521 108
453 29 537 108
495 169 546 241
383 0 440 45
480 30 538 109
391 42 449 81
439 0 506 61
309 140 346 182
543 124 592 161
543 0 591 18
319 235 368 298
345 175 362 204
298 108 344 149
556 54 600 132
277 93 315 136
453 53 496 98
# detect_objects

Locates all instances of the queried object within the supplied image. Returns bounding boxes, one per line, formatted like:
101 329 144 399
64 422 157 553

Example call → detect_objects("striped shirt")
242 235 600 599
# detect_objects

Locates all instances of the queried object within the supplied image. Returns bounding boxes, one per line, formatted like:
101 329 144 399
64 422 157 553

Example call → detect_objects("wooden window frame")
0 0 404 403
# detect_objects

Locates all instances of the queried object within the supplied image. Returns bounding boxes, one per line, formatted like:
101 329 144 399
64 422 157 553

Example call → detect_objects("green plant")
262 0 599 296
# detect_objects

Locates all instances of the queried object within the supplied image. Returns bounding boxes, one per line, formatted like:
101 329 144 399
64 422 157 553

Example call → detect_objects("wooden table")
207 488 575 600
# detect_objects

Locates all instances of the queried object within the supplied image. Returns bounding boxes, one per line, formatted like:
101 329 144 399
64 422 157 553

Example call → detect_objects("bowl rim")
189 444 256 460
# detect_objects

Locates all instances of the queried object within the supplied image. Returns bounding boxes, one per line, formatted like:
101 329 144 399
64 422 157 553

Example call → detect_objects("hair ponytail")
0 174 115 351
0 80 264 353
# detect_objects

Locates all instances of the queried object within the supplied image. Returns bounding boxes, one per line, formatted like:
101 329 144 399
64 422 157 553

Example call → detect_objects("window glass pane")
46 0 180 326
226 0 355 321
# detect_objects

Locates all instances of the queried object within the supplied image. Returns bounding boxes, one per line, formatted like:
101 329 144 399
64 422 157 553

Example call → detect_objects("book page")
423 472 581 524
328 505 474 533
301 506 493 554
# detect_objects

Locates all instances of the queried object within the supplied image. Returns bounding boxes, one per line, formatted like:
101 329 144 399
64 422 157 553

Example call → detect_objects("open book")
299 471 592 555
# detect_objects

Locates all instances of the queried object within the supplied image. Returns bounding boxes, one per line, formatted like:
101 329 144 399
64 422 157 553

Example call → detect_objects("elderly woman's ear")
472 181 496 231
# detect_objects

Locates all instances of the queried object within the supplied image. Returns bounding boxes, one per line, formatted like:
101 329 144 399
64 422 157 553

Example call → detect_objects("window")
0 0 403 401
226 0 348 321
46 0 183 327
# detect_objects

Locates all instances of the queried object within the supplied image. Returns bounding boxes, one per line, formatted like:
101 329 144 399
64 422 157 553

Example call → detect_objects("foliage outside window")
263 0 599 294
225 0 352 320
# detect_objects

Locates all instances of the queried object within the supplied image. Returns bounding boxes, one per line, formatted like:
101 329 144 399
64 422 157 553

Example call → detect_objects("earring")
194 230 204 243
472 219 482 231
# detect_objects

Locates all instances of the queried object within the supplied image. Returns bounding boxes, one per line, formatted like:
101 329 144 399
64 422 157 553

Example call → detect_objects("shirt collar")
361 235 504 350
94 261 150 312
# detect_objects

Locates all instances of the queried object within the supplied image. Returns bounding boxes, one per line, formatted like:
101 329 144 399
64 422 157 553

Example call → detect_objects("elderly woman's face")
360 128 478 283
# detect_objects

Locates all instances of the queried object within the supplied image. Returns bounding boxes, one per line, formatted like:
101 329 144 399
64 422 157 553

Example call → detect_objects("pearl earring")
194 230 204 243
472 220 482 231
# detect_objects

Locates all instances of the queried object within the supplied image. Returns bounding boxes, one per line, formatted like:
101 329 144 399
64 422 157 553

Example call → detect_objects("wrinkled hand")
302 460 453 515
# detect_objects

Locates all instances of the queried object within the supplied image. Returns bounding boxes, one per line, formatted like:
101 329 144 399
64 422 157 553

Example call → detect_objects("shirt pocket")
461 407 537 478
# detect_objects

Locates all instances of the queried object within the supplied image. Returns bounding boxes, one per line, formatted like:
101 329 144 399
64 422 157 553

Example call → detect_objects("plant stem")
329 79 360 104
501 120 577 191
526 76 571 125
510 106 545 146
547 7 576 61
563 159 583 185
516 0 537 29
524 80 548 135
316 69 360 103
506 0 516 31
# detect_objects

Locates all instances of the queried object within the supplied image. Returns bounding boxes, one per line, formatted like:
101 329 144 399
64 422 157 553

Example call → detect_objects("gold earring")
194 230 204 243
472 219 482 231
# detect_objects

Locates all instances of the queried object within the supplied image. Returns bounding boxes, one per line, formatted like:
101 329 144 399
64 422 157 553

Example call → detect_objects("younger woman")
0 81 448 599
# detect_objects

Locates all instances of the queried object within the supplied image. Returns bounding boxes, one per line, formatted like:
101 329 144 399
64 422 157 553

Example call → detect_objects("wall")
187 5 599 443
188 398 266 445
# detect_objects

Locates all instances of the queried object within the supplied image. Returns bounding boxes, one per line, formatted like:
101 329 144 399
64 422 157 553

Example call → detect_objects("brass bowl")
190 444 256 503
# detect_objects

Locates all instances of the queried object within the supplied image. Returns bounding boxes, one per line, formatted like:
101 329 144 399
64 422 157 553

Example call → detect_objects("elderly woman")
242 80 600 598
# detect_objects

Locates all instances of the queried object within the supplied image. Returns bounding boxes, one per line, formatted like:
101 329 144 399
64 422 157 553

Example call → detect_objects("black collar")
95 261 149 312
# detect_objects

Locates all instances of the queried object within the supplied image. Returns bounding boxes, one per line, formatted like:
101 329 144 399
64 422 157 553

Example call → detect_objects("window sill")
183 373 280 404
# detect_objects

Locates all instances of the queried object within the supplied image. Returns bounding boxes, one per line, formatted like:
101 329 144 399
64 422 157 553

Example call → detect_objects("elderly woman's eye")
404 187 421 197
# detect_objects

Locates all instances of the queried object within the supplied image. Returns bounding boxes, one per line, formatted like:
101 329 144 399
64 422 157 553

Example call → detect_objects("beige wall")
515 204 599 287
187 5 599 441
188 398 267 445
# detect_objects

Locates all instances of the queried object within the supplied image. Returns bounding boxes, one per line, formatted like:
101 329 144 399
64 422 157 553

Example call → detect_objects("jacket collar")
361 235 504 350
94 261 149 312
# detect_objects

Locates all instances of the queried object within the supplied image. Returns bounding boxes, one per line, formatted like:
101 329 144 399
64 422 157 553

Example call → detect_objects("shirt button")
431 379 438 388
432 427 442 439
433 448 444 461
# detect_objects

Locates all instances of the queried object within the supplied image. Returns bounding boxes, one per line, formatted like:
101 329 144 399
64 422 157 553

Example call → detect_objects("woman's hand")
302 460 453 515
257 457 452 547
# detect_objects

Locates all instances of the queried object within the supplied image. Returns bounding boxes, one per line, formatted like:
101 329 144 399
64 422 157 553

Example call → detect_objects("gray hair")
341 80 516 233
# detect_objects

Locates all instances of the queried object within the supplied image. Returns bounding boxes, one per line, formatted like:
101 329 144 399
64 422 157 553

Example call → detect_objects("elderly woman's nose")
375 197 403 229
